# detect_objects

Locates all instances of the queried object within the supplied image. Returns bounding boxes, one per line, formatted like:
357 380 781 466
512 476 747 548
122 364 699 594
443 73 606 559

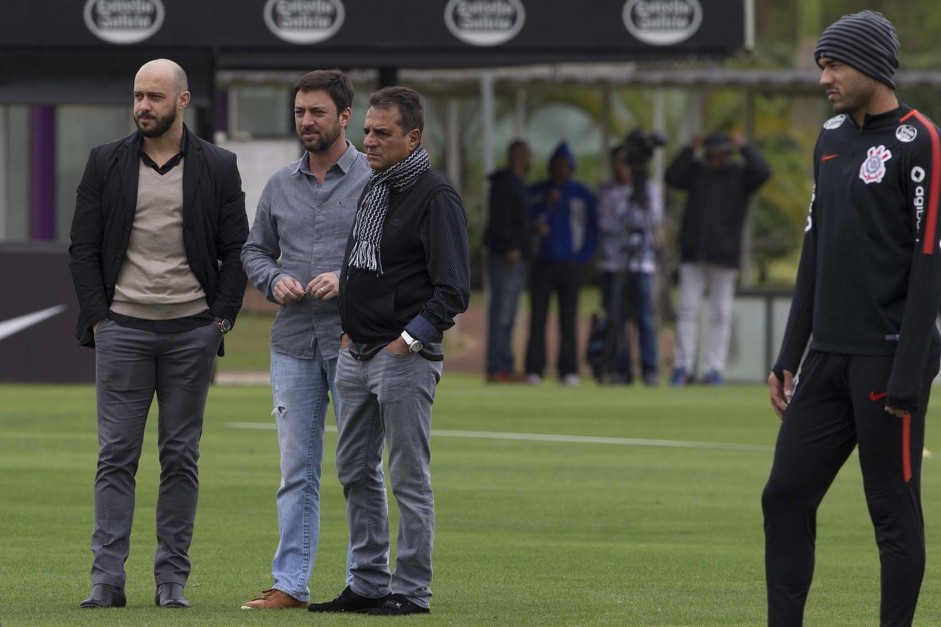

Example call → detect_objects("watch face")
218 319 232 333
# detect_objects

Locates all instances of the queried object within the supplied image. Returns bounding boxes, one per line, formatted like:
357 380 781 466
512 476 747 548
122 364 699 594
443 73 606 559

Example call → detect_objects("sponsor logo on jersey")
913 166 927 234
859 145 892 184
444 0 525 47
823 114 846 130
805 185 815 232
897 124 918 143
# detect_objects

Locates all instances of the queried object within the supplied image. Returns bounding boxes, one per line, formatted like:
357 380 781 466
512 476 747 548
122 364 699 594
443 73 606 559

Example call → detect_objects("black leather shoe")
155 582 190 608
366 594 430 615
308 586 388 613
80 583 126 609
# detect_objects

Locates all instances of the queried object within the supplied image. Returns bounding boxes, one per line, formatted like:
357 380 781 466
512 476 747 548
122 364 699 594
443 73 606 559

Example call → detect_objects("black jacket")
339 169 470 345
773 105 941 412
665 144 771 268
68 127 248 354
483 167 530 258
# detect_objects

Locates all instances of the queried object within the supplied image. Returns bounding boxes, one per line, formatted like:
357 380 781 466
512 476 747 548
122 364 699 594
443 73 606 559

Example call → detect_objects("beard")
135 107 176 138
299 120 342 154
829 75 876 116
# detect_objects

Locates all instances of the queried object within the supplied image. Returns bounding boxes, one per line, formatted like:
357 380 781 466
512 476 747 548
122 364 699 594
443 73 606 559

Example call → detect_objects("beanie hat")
814 11 899 89
549 141 576 171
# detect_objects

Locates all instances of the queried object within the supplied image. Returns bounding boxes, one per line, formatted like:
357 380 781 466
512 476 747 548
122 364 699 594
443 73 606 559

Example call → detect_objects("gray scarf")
349 145 431 274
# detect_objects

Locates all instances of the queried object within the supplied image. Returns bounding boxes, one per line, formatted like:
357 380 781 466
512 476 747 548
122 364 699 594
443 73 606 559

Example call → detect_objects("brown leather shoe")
241 589 307 610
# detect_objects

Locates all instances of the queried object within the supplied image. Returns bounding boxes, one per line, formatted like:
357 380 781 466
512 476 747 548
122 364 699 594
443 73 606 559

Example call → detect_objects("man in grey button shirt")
240 69 370 610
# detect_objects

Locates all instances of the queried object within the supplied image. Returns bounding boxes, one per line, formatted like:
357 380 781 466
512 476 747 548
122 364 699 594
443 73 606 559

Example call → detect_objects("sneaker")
525 373 542 386
241 589 306 610
561 373 581 387
308 586 389 613
701 370 725 386
642 371 660 387
669 367 689 387
366 594 430 616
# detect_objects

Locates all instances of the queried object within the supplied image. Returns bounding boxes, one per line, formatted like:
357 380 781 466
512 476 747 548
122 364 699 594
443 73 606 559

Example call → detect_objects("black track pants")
762 350 939 627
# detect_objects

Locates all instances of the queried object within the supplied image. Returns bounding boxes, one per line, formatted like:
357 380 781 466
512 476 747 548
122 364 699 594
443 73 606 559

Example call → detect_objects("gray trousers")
91 317 220 588
334 346 442 609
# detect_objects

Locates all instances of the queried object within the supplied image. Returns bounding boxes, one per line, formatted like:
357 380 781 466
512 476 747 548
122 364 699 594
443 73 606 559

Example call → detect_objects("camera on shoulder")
623 130 668 166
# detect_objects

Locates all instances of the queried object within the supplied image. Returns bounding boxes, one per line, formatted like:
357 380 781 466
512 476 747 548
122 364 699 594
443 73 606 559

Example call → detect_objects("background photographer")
594 131 666 385
665 131 771 386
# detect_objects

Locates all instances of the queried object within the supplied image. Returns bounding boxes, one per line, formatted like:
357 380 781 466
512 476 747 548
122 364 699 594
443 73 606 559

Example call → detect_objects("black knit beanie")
814 11 899 89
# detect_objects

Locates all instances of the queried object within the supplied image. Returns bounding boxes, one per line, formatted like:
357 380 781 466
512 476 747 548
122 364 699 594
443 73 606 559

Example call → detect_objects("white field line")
226 423 772 453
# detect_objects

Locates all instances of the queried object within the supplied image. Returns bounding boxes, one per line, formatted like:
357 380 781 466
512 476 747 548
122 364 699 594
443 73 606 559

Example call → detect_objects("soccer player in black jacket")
763 11 941 627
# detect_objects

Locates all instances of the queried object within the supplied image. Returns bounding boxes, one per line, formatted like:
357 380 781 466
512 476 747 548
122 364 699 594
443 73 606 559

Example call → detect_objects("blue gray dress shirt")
242 142 370 360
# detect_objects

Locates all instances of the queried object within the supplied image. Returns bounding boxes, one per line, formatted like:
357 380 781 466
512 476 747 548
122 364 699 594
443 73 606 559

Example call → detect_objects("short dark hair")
368 86 424 135
507 139 529 160
293 69 354 113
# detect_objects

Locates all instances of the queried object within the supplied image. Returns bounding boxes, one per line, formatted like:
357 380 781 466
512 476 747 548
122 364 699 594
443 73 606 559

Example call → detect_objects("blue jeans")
485 253 527 375
601 271 658 377
335 346 442 609
269 345 337 602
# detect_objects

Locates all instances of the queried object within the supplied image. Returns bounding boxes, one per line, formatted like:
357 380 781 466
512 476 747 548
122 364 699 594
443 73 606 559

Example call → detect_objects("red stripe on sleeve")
912 111 941 254
900 110 917 123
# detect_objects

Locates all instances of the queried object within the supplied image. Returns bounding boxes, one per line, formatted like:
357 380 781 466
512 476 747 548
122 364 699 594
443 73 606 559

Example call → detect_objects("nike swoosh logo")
870 390 888 401
821 153 839 162
0 305 68 341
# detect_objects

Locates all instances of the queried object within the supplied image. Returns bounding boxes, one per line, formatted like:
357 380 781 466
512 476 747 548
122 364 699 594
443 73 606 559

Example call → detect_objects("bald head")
133 58 190 140
136 59 188 96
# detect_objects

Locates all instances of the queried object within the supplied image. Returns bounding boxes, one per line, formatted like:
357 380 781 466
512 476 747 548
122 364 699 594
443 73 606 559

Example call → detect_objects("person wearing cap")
524 141 598 386
762 11 941 626
664 130 770 386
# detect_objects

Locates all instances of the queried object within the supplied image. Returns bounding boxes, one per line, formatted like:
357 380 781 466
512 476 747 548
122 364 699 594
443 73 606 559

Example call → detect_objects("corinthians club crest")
859 145 892 184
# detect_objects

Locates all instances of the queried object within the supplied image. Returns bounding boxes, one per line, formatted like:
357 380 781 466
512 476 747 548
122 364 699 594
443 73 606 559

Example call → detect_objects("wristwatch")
215 318 232 335
401 329 423 353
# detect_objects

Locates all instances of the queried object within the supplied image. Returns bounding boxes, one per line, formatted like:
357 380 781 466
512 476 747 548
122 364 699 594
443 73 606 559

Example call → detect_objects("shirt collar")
292 140 358 177
137 125 189 173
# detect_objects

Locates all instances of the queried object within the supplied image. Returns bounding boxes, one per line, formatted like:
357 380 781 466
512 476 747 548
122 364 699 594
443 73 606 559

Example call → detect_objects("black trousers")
762 350 939 627
525 259 581 378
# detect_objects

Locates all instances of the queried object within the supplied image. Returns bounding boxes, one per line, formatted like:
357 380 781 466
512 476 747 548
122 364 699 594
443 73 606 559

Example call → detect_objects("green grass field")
3 378 941 626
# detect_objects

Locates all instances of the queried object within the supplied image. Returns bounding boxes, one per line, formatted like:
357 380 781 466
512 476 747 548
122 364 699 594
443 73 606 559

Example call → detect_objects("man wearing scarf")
309 86 470 616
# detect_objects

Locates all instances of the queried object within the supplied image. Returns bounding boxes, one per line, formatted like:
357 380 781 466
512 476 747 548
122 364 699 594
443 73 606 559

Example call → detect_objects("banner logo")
83 0 164 45
622 0 702 46
264 0 345 45
445 0 525 47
